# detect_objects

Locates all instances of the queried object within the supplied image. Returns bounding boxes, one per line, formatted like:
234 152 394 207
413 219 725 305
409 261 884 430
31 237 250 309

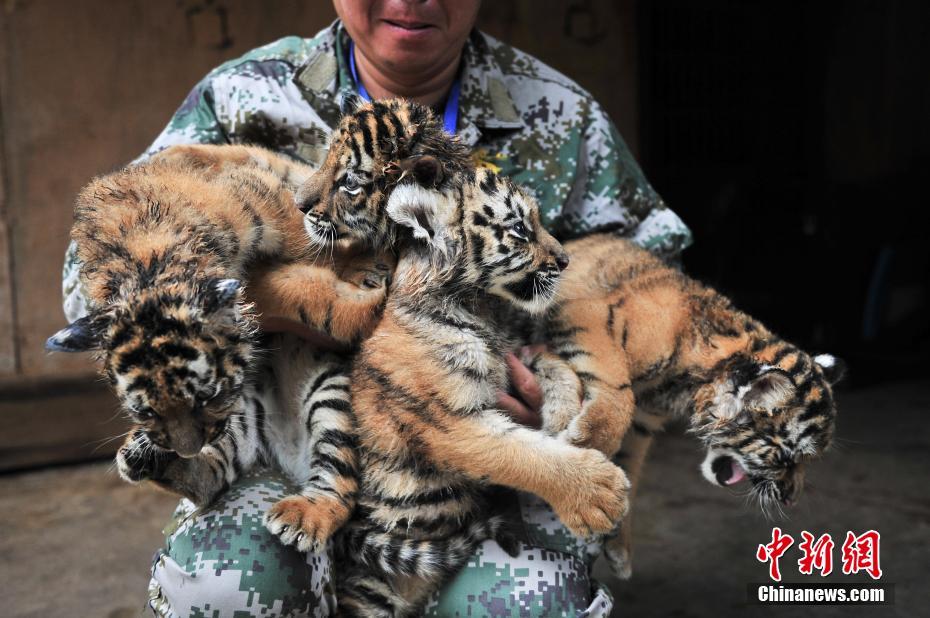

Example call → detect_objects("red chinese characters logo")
841 530 883 580
756 527 794 581
797 531 834 576
758 529 882 581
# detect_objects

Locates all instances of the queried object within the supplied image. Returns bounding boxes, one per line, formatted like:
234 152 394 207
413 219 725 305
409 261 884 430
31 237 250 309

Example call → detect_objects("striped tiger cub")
515 233 843 578
117 334 358 553
332 169 630 617
43 142 384 551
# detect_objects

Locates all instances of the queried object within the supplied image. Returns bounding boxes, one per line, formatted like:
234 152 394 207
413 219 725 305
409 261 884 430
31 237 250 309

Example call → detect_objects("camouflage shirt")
62 20 691 323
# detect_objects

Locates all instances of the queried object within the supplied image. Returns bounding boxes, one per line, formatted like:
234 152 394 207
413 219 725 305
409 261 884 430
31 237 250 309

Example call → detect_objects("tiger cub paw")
116 430 178 484
264 493 351 553
341 258 394 291
551 451 630 538
559 424 603 454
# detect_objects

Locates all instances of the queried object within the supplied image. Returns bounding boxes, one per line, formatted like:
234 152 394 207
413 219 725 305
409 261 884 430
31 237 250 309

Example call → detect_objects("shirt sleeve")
61 75 230 323
559 100 693 260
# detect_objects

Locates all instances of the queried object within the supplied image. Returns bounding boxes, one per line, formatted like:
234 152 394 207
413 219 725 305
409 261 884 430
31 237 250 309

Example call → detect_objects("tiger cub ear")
814 354 846 385
398 155 444 188
45 312 108 352
742 370 796 415
385 184 453 258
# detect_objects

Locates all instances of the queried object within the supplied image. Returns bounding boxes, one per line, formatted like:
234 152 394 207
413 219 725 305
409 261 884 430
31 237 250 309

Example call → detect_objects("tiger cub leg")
336 547 465 617
264 368 359 553
152 144 314 187
415 414 629 538
116 397 263 505
116 428 244 506
521 349 583 435
150 144 255 174
549 300 636 457
247 254 394 345
338 517 518 582
603 425 658 579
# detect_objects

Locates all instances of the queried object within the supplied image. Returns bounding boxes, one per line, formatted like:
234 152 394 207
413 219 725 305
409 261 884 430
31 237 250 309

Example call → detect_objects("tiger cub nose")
296 196 318 214
555 252 570 271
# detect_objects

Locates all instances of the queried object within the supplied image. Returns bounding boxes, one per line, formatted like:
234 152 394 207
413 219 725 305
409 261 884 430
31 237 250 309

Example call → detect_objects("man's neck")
352 46 461 108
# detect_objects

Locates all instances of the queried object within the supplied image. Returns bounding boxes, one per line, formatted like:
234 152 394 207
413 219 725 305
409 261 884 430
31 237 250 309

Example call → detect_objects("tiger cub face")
386 168 570 313
693 353 843 511
296 98 471 249
47 279 252 457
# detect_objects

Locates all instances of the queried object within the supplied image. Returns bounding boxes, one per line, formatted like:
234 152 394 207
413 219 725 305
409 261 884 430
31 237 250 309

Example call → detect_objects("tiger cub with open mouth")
517 233 844 578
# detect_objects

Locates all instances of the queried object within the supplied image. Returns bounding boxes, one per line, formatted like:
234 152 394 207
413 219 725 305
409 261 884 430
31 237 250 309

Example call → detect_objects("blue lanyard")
349 40 460 135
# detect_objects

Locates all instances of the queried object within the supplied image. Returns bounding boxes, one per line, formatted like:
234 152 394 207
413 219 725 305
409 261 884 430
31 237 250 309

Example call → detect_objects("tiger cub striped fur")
515 233 843 578
117 334 358 552
46 142 390 452
333 169 630 617
45 143 382 549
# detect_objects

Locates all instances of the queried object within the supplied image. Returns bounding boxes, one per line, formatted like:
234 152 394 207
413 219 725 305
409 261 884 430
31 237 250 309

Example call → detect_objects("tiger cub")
517 233 843 578
116 333 358 552
44 144 381 550
296 97 472 250
333 169 630 617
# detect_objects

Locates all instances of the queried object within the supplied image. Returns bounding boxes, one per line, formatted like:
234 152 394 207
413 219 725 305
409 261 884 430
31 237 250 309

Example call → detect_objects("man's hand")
497 348 546 428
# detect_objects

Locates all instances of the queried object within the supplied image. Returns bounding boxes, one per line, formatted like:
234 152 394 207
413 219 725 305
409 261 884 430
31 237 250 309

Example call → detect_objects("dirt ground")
1 380 927 617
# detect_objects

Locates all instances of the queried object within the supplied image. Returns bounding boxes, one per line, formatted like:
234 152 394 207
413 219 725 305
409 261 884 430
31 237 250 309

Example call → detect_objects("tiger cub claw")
552 453 630 539
264 494 350 554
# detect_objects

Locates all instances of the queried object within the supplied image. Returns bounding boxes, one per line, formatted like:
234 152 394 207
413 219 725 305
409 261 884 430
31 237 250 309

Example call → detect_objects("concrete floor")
1 380 927 617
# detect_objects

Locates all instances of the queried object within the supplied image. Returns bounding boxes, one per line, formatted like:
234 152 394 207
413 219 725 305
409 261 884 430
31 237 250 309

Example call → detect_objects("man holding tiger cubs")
61 0 691 615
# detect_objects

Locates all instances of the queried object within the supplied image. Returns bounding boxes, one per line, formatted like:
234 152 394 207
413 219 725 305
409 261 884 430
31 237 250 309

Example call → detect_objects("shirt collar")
294 22 524 144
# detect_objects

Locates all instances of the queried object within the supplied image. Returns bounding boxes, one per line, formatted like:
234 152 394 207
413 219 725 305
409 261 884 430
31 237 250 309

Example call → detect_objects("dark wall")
637 0 930 385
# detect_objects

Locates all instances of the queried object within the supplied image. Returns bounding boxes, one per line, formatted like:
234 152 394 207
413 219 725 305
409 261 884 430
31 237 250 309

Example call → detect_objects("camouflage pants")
148 469 613 618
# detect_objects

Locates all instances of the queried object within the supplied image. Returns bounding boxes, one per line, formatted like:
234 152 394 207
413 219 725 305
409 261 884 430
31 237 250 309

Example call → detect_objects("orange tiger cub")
139 143 396 343
519 233 843 578
44 142 391 551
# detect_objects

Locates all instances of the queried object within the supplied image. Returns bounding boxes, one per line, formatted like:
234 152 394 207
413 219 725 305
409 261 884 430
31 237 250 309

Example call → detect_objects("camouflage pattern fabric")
148 470 336 618
149 470 612 618
62 20 691 324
